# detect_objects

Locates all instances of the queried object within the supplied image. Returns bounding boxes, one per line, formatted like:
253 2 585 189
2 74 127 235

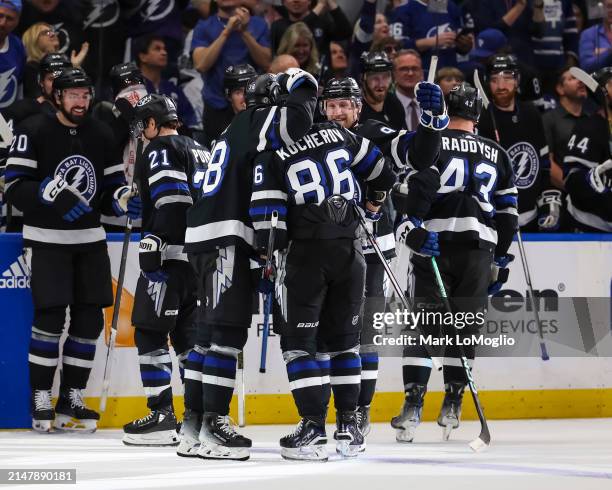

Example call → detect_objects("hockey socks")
285 355 326 418
139 348 173 409
201 350 237 415
358 351 379 407
184 346 207 412
329 351 361 412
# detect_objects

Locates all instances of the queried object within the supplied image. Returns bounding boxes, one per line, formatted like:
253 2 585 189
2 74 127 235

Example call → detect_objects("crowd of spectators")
1 0 611 232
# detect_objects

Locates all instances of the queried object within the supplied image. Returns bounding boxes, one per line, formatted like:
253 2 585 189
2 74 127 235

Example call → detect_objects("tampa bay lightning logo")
83 0 120 29
55 155 97 203
52 22 71 54
508 142 539 189
426 22 453 39
140 0 175 22
0 68 18 108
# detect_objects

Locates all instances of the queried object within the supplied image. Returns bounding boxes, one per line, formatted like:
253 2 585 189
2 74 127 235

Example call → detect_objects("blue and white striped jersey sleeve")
349 133 396 195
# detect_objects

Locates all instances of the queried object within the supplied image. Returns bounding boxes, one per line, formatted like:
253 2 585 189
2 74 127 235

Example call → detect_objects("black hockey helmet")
224 63 256 98
321 77 362 101
39 53 71 78
593 66 612 89
132 93 178 135
487 54 520 79
245 74 280 109
110 62 145 97
447 82 483 122
360 51 393 75
53 67 93 93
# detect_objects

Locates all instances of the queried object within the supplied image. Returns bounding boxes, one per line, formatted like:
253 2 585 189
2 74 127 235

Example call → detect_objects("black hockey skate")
334 411 365 457
391 383 426 443
122 407 179 446
177 409 202 457
197 413 251 461
54 388 100 433
437 382 466 441
356 405 371 437
280 417 328 462
31 389 54 433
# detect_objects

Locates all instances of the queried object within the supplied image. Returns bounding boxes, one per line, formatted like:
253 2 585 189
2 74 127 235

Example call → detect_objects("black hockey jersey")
184 82 317 253
5 113 125 248
411 129 518 256
137 134 210 259
250 121 396 251
477 101 549 229
562 114 612 232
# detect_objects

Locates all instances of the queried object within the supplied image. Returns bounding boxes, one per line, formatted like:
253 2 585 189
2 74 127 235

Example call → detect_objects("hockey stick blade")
428 56 438 83
0 112 13 149
473 69 490 109
469 435 490 452
569 67 600 93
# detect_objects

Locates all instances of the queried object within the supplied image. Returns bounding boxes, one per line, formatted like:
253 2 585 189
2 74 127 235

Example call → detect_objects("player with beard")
478 55 559 233
1 52 71 231
5 67 141 433
358 51 406 131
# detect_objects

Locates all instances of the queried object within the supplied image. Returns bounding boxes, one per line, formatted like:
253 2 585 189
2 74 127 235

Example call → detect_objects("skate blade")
395 426 416 443
53 415 97 433
177 439 200 457
281 445 328 462
122 430 179 447
197 442 250 461
442 425 453 441
336 440 364 458
32 420 54 433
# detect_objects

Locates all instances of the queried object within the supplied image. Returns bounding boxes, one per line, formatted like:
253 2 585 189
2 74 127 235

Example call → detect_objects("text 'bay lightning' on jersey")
249 121 396 250
184 81 318 254
417 129 518 253
137 134 210 257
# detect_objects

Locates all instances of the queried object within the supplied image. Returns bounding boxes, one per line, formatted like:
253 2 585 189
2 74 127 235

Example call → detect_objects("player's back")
427 128 517 250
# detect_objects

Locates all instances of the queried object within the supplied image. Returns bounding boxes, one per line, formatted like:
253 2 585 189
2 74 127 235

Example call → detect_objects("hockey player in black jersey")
478 55 560 232
319 76 446 441
562 67 612 232
182 68 318 461
1 53 71 231
250 113 396 461
121 94 209 446
391 83 518 443
5 68 141 433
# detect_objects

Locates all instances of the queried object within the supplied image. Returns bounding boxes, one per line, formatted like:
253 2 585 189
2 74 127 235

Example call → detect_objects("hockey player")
391 83 518 442
224 64 256 117
249 111 396 461
562 67 612 232
319 76 446 441
5 67 141 433
121 94 210 446
0 53 71 231
477 55 560 232
181 68 318 461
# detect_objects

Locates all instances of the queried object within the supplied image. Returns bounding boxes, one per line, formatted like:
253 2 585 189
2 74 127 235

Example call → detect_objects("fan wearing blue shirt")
0 0 25 109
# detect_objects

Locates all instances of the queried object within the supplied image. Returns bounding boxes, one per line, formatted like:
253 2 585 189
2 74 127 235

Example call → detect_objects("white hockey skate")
197 414 251 461
391 383 426 443
31 389 54 433
177 410 201 457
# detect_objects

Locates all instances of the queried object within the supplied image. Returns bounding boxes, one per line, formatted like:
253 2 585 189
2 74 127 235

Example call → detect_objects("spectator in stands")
0 0 25 109
542 67 589 189
350 0 384 77
21 22 59 98
192 0 271 147
435 67 464 96
270 0 351 56
389 0 472 71
359 50 405 130
462 28 508 83
579 0 612 72
371 36 401 61
268 53 299 73
320 40 348 84
276 21 319 76
393 49 423 132
135 35 200 133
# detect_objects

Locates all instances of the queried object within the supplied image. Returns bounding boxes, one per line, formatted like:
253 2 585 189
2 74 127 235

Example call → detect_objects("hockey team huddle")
4 50 612 463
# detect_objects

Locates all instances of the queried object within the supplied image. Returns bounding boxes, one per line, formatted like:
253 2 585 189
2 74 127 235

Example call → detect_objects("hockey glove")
587 159 612 194
395 216 439 257
536 189 562 231
415 81 449 131
252 256 275 294
391 167 440 218
112 185 142 219
39 176 92 222
277 67 318 93
139 234 169 283
357 205 382 253
488 254 514 295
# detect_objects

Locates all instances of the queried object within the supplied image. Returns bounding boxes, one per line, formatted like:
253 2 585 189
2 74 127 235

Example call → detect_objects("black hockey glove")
395 216 439 256
536 189 562 231
39 176 92 222
392 167 440 218
588 159 612 193
139 234 169 283
488 254 514 295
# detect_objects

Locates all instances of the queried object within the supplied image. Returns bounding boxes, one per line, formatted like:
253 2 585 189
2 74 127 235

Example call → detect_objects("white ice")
1 419 611 490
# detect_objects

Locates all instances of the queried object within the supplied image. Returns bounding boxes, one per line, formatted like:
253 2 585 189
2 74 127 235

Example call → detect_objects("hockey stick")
428 55 438 84
237 351 246 427
430 257 491 451
0 113 13 228
260 210 279 373
474 69 549 361
354 204 442 371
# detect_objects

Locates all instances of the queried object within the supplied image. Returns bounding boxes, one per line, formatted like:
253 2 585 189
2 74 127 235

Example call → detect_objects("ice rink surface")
1 419 611 490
